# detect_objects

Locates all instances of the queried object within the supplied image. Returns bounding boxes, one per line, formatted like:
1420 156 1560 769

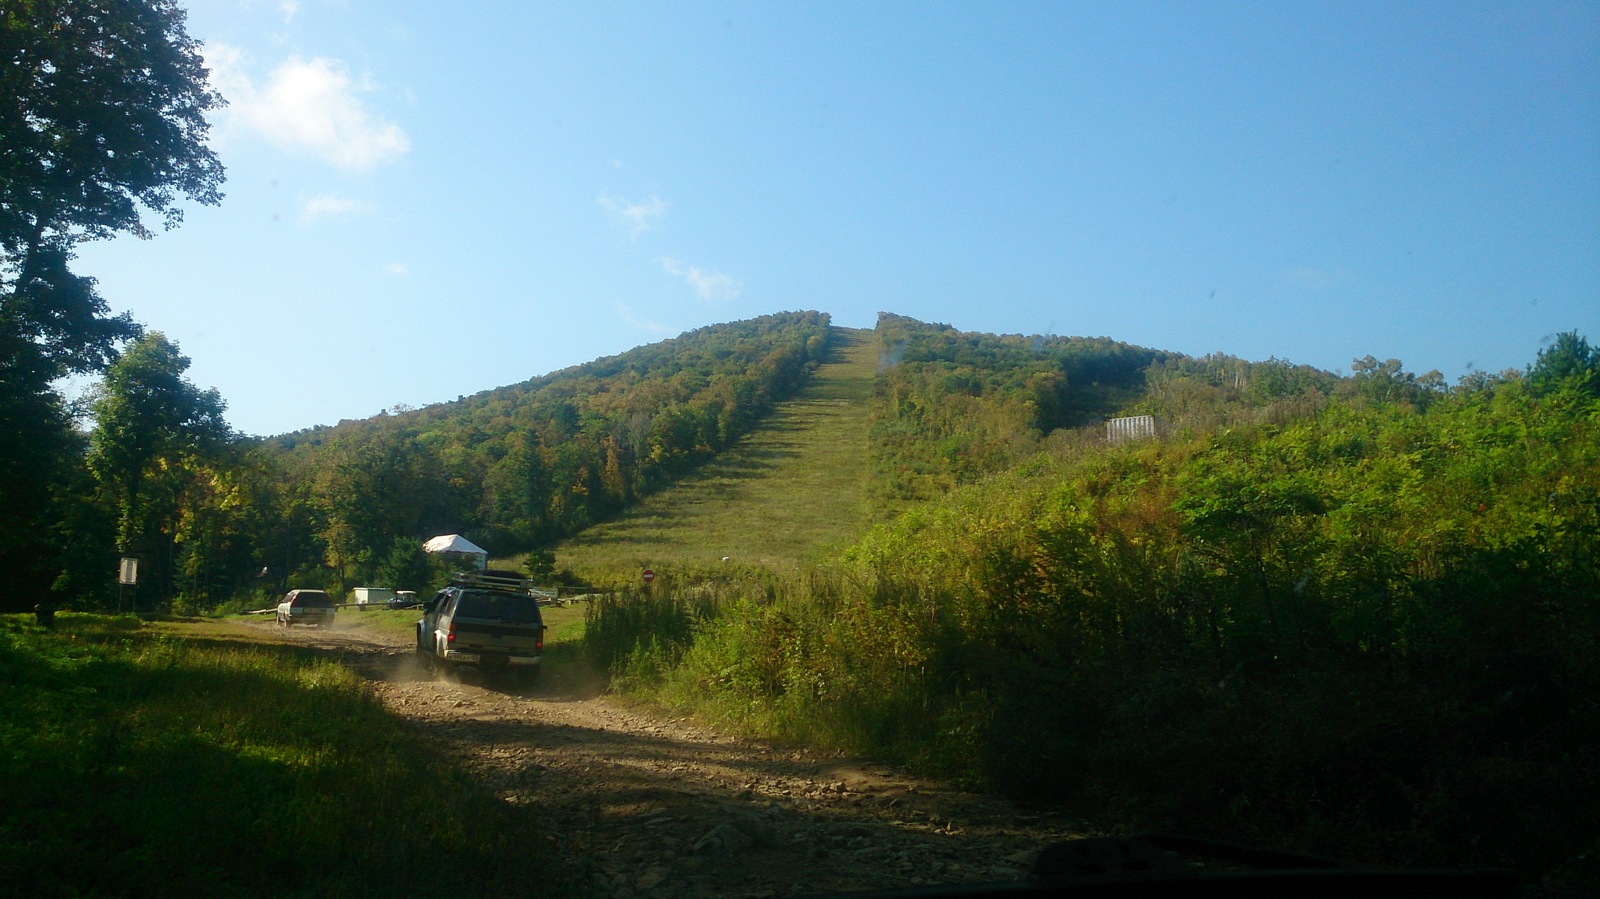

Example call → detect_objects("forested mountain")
258 310 833 598
17 294 1600 881
31 311 831 610
8 1 1592 884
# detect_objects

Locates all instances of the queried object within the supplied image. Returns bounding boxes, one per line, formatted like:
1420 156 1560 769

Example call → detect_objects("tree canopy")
89 329 230 550
0 0 223 374
1528 330 1600 397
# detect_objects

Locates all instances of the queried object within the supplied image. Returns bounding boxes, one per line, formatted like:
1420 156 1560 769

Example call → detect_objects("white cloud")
386 263 409 277
207 46 409 169
599 194 667 240
615 302 671 334
300 194 373 222
658 256 739 302
279 1 299 24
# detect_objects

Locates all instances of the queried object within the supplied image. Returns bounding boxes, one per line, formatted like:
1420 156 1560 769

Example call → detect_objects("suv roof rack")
448 569 532 593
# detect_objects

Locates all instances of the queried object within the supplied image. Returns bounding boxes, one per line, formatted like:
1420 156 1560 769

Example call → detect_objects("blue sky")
73 1 1600 437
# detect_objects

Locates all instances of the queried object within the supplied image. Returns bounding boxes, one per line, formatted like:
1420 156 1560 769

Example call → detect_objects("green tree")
1 0 223 372
87 332 230 600
1347 355 1443 408
313 430 452 590
0 325 81 609
0 0 225 610
1528 330 1599 397
523 546 556 582
374 536 436 595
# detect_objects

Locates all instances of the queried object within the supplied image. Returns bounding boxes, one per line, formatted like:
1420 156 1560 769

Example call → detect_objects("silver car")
276 589 336 627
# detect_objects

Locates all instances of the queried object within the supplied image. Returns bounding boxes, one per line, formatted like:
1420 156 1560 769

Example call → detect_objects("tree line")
2 309 829 613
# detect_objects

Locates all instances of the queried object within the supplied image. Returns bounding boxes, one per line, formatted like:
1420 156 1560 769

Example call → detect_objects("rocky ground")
251 620 1093 898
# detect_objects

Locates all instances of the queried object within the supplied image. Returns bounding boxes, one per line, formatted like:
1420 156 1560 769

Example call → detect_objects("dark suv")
416 571 546 679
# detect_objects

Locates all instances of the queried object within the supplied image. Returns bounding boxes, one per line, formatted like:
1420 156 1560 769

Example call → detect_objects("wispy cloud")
300 194 373 222
207 45 409 169
658 256 739 302
385 263 409 277
279 1 299 24
599 194 667 240
615 301 671 334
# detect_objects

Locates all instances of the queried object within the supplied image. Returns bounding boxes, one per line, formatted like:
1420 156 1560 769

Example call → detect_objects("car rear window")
455 591 542 623
293 592 333 607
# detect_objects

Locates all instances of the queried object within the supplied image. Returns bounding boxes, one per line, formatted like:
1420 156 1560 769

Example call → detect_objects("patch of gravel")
246 619 1091 897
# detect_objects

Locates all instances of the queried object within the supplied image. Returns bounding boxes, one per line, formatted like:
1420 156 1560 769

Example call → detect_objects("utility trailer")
351 586 396 610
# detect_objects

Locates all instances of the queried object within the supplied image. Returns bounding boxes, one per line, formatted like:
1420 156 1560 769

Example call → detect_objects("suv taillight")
446 621 456 644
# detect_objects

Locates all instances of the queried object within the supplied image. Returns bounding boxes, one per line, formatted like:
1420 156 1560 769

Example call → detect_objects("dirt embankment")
256 621 1089 897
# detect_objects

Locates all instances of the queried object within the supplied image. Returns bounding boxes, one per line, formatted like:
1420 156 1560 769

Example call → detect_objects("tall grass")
0 614 573 898
585 384 1600 887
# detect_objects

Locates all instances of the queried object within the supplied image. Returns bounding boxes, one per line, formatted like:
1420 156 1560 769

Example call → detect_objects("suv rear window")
455 591 541 623
293 591 333 607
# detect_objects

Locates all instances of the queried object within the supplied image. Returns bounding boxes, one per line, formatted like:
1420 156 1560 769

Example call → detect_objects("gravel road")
253 620 1091 898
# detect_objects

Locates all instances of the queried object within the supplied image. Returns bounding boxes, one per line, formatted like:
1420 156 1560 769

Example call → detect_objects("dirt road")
254 620 1090 897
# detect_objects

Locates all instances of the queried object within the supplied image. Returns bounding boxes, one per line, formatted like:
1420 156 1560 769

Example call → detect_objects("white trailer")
352 586 397 609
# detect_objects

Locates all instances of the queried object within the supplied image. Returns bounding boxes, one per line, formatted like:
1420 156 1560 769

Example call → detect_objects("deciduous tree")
1528 330 1599 397
88 332 229 572
1 0 223 373
0 0 224 609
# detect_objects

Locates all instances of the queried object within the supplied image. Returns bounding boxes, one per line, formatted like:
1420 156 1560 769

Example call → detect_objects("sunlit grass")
557 326 878 583
0 613 573 898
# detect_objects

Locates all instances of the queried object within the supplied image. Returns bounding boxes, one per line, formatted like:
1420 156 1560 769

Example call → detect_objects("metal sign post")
118 557 138 613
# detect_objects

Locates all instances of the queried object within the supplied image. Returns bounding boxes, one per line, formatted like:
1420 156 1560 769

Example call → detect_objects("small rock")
635 867 669 890
692 823 754 855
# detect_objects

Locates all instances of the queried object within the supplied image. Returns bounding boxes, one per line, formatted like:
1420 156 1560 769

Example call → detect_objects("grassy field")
554 326 878 584
0 613 576 898
310 603 588 644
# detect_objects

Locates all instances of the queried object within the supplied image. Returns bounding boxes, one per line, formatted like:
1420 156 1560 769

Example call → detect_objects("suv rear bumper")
282 612 335 624
441 649 541 666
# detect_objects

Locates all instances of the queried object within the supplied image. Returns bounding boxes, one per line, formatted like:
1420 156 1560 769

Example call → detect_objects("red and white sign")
641 568 655 584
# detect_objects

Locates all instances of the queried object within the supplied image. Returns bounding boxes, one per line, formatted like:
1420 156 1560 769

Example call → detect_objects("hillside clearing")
556 326 877 579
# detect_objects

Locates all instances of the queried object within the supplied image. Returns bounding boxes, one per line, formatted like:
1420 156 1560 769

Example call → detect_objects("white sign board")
118 557 138 585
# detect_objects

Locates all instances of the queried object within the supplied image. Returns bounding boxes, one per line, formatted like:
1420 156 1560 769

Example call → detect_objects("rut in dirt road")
296 624 1091 897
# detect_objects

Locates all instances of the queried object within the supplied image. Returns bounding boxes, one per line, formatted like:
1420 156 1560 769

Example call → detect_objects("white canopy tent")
423 534 488 569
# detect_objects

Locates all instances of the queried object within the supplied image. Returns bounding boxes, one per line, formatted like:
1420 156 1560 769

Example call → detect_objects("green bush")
597 377 1600 884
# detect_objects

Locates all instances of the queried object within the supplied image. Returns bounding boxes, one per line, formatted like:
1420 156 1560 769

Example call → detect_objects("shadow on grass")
0 616 576 898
